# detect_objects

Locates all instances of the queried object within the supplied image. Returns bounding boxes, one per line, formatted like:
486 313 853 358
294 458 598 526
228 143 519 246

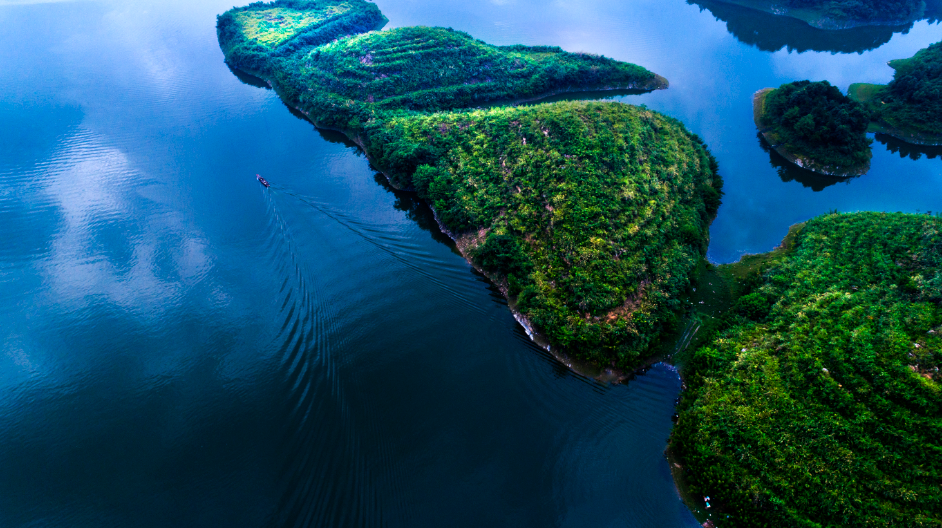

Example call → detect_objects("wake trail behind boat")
273 186 490 317
259 187 387 527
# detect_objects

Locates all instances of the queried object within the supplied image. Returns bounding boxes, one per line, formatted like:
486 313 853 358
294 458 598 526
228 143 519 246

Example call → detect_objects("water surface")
0 0 940 526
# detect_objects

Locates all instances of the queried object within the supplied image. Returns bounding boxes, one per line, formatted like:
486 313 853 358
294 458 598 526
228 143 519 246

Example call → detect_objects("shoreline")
709 0 922 29
869 120 942 146
233 63 664 384
752 88 869 177
847 82 942 146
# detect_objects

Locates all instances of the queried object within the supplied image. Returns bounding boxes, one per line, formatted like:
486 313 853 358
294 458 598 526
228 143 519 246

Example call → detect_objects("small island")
849 41 942 146
753 81 872 176
218 0 720 370
672 211 942 527
704 0 928 29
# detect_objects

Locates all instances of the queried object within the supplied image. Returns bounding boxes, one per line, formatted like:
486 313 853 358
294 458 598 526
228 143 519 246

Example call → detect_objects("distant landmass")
701 0 930 29
689 0 941 54
849 41 942 146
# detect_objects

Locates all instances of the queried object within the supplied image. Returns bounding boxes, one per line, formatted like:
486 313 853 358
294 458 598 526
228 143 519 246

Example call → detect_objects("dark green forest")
673 212 942 528
785 0 924 23
758 80 872 174
217 0 720 368
850 41 942 142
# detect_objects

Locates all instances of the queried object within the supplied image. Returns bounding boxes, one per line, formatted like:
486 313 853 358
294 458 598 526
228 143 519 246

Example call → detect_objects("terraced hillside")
217 0 387 74
673 212 942 528
218 1 666 132
287 26 665 115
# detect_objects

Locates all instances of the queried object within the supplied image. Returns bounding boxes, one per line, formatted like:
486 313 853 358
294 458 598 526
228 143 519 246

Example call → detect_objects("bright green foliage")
865 41 942 139
218 2 663 132
217 0 387 75
761 80 872 172
234 6 353 47
363 102 722 365
786 0 923 23
216 1 718 367
287 26 661 115
673 212 942 527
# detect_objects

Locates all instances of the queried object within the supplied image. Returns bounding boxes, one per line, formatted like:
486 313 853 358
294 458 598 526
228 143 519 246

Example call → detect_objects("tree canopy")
853 41 942 142
673 212 942 528
759 80 872 174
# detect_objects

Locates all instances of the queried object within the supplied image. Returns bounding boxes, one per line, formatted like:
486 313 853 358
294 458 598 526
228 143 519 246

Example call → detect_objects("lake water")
0 0 939 526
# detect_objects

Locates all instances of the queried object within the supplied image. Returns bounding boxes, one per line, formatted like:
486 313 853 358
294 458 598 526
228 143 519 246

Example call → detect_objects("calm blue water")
0 0 939 526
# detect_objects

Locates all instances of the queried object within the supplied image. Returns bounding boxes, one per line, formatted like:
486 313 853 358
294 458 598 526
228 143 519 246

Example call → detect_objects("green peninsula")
367 102 721 364
219 1 667 130
849 41 942 146
672 212 942 527
754 81 872 176
217 0 720 368
706 0 927 29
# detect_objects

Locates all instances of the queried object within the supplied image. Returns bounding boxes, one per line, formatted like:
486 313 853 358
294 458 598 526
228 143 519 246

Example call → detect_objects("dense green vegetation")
363 102 722 365
286 26 663 116
755 81 872 175
672 212 942 528
218 0 719 368
219 1 664 131
849 41 942 144
217 0 387 75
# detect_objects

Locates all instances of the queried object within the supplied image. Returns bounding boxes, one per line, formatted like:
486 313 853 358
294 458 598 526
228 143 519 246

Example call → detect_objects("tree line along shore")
217 1 941 526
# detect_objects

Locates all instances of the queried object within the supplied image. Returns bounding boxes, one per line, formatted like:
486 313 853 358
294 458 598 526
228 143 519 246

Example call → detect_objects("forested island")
672 212 942 527
753 81 872 176
218 0 721 369
706 0 930 29
849 41 942 146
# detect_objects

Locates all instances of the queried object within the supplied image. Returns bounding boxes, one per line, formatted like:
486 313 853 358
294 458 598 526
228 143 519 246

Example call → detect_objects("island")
701 0 929 29
671 211 942 527
753 81 872 176
849 41 942 146
217 0 722 370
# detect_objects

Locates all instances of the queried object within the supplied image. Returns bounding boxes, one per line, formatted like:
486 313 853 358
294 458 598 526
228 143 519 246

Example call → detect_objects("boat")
257 174 270 187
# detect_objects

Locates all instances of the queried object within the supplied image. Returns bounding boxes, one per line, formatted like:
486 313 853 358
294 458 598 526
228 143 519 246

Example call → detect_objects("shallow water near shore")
1 0 940 526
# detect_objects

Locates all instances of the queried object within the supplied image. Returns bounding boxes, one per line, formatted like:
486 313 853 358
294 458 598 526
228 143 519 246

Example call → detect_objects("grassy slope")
364 102 722 365
673 212 942 528
217 0 722 368
217 0 388 75
848 42 942 145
